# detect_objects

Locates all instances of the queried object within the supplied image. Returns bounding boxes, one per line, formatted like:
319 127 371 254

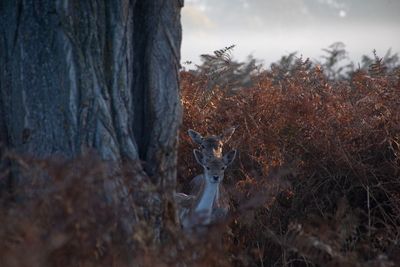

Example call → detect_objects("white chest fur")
194 181 219 224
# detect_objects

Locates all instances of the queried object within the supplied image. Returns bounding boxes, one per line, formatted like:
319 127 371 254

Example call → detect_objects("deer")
187 127 236 160
175 149 236 229
187 127 236 195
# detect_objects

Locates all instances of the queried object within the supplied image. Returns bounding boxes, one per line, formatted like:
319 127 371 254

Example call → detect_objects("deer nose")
213 176 219 182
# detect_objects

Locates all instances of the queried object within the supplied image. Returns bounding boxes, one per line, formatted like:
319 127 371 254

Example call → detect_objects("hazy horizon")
182 0 400 66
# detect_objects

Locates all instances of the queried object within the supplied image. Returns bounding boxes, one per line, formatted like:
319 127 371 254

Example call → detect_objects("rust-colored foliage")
178 55 400 266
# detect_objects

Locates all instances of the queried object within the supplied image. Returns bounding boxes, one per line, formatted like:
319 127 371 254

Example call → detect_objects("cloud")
317 0 346 10
182 4 215 31
339 10 347 18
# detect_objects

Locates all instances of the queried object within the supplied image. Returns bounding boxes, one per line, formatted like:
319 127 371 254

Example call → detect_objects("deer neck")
194 175 219 222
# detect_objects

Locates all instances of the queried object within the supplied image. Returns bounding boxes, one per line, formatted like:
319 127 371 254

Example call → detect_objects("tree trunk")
0 0 182 242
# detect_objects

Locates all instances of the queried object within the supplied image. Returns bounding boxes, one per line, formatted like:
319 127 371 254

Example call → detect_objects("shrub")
179 49 400 266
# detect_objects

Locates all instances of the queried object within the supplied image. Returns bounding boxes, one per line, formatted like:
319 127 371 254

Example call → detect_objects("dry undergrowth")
178 49 400 266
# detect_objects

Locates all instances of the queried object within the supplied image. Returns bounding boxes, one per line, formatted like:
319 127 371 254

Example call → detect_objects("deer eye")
221 167 225 170
206 167 210 170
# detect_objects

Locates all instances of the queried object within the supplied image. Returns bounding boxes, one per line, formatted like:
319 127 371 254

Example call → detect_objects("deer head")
193 149 236 184
188 127 236 159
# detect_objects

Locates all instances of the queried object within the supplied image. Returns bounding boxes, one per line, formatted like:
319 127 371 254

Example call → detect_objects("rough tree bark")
0 0 183 242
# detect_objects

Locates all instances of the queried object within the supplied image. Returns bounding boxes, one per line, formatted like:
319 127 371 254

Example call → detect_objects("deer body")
190 173 229 210
195 178 218 215
176 149 236 229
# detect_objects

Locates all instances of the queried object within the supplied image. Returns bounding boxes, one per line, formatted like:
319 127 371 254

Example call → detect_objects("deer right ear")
220 127 236 143
188 129 203 145
193 149 204 166
223 150 237 166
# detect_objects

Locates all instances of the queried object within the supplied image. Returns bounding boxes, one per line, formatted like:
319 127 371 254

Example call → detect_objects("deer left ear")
223 150 237 166
188 129 204 145
193 149 205 166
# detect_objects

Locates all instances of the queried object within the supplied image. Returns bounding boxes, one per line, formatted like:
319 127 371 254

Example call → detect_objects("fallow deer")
187 127 236 195
175 149 236 229
187 127 236 160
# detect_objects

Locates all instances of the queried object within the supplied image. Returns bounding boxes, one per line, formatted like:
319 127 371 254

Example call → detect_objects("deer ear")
223 150 237 166
220 127 236 143
188 129 203 145
193 149 204 166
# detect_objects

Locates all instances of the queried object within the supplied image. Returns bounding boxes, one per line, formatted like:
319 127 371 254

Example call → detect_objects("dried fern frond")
369 49 388 77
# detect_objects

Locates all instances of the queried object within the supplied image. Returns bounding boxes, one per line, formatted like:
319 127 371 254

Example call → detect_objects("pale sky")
182 0 400 66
